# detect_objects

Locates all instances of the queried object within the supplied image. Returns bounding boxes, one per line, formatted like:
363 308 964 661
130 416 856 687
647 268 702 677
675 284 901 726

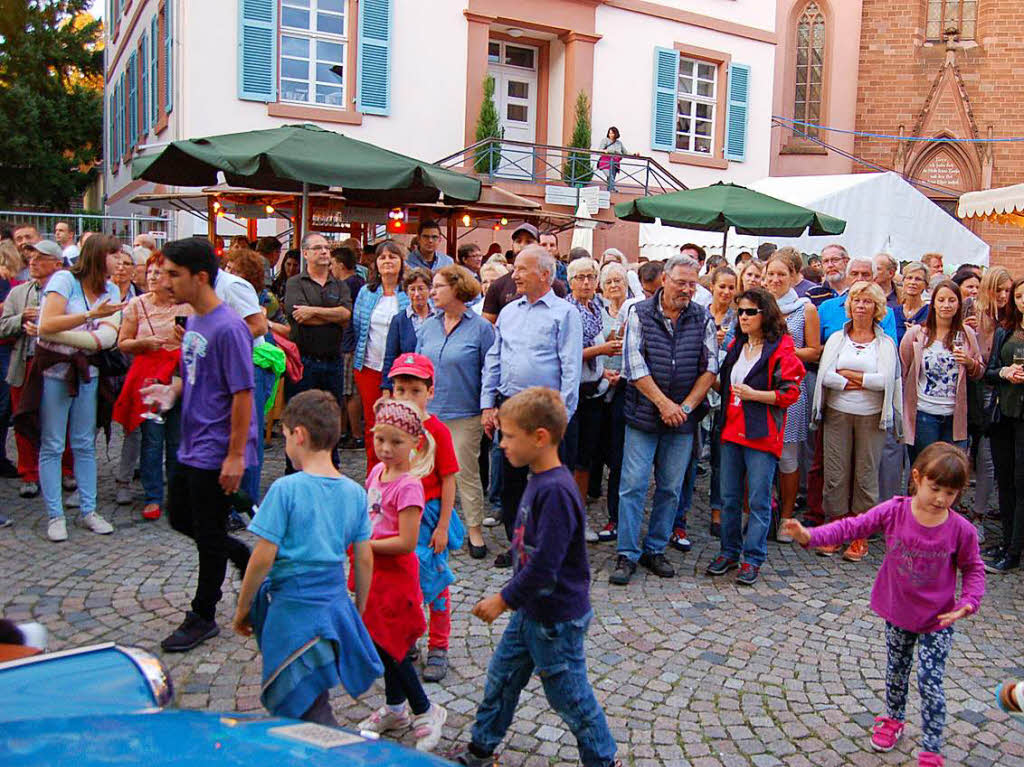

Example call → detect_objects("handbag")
597 154 619 172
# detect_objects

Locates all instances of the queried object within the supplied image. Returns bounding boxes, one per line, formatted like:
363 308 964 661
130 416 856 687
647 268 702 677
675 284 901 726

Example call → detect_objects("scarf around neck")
775 288 806 317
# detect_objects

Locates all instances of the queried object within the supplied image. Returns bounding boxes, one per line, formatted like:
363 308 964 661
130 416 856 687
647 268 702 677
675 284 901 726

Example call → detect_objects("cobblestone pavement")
2 431 1024 767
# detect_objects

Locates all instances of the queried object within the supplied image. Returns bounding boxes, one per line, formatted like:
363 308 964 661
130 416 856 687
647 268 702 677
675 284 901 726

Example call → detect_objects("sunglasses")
736 307 762 317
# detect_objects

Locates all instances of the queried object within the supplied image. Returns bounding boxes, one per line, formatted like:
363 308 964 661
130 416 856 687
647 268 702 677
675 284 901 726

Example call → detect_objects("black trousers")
989 417 1024 557
168 465 251 622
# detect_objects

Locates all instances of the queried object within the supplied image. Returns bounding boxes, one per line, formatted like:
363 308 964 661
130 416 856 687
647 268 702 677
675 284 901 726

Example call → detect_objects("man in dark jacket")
610 255 718 586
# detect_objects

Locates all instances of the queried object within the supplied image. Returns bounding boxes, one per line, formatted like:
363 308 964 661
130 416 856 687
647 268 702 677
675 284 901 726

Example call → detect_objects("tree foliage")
0 0 104 209
562 90 593 186
474 74 502 174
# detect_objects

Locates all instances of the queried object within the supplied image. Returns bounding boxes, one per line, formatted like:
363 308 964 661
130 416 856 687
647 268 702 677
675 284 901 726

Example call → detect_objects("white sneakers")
358 703 447 752
47 513 114 542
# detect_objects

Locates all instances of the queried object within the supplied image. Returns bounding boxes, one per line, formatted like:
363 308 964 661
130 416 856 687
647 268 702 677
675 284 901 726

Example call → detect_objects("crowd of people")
0 217 1003 767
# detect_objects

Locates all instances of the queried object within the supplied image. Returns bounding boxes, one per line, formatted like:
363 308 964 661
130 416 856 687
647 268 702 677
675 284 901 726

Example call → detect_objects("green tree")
0 0 103 209
473 74 501 174
562 90 593 186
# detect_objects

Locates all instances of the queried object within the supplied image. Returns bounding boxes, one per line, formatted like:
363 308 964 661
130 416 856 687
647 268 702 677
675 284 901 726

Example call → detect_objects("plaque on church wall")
918 151 966 193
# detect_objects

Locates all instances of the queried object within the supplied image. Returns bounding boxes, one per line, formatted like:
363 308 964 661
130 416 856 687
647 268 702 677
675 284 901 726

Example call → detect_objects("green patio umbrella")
133 123 481 240
615 181 846 253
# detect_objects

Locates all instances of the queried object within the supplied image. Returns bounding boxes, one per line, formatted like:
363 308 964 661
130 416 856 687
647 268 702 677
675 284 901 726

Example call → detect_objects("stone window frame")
926 0 977 41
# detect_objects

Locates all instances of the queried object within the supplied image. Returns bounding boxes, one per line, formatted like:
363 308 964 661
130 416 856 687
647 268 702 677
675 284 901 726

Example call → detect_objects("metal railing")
0 211 175 245
436 138 687 197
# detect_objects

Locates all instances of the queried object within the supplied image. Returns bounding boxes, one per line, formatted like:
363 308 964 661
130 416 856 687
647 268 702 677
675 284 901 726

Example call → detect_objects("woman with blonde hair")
0 240 24 282
811 281 902 562
897 261 930 342
738 258 765 294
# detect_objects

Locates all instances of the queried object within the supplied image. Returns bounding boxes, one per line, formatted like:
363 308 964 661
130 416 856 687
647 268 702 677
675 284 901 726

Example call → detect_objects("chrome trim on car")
120 646 174 708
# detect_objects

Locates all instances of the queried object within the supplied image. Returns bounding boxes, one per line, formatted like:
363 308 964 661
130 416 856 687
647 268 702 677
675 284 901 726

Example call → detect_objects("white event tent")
640 172 990 269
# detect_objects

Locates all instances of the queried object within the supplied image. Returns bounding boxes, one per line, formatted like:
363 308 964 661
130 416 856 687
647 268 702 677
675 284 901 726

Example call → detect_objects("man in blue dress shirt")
481 245 583 567
406 220 455 273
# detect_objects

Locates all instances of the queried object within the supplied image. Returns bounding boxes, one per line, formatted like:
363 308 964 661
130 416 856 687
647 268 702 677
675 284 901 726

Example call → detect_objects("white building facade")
103 0 777 247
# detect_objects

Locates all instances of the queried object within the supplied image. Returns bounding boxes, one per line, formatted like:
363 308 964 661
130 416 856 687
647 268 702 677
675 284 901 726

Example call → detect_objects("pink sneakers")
870 716 905 751
918 752 945 766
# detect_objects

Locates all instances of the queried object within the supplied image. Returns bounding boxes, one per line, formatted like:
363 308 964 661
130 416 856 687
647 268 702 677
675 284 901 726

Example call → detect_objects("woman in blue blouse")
895 261 930 345
381 267 433 391
419 265 495 558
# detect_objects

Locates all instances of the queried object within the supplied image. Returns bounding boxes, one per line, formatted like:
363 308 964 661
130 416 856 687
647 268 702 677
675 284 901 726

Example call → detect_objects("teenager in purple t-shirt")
142 237 258 653
781 443 985 767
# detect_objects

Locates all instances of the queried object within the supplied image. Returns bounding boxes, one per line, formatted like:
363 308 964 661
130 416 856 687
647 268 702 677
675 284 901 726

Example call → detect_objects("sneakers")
638 551 675 578
585 526 599 543
669 528 692 552
608 555 637 585
482 516 501 527
597 522 617 542
422 648 448 683
985 555 1021 573
870 716 905 752
115 482 133 505
359 703 412 733
142 504 162 521
80 512 114 535
705 555 739 576
736 562 760 586
412 703 447 752
62 476 77 492
918 751 945 767
47 517 68 542
815 544 840 557
19 482 39 499
161 611 220 652
843 538 869 562
65 490 81 508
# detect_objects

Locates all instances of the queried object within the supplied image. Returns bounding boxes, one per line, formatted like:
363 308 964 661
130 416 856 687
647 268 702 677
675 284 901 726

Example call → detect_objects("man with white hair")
610 255 717 586
872 252 900 310
480 244 583 567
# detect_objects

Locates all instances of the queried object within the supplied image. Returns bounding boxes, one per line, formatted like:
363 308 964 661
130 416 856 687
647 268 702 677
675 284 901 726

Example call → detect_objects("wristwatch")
681 403 692 415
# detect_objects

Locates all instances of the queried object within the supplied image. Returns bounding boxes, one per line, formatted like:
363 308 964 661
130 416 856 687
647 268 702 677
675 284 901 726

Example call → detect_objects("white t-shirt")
693 283 713 308
214 269 265 346
363 295 398 371
826 337 884 415
917 340 957 416
62 244 80 262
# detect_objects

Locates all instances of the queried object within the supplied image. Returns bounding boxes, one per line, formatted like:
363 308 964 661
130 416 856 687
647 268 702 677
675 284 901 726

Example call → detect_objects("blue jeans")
471 610 616 767
487 435 503 505
616 426 694 562
241 364 276 502
40 375 98 519
910 411 967 466
140 405 181 506
719 440 778 567
673 426 703 529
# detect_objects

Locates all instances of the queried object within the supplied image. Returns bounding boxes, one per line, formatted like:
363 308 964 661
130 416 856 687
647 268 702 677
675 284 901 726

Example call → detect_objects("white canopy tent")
639 172 990 269
958 182 1024 228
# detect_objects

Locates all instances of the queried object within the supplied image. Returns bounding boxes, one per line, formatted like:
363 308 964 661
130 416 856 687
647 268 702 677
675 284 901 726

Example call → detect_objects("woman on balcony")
598 126 628 191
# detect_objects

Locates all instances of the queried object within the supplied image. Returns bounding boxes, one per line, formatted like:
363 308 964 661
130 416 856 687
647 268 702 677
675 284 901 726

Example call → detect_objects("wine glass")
140 377 165 424
953 332 966 354
1014 349 1024 368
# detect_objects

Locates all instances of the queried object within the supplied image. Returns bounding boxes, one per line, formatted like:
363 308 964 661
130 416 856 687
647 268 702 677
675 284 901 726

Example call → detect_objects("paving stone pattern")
2 432 1023 766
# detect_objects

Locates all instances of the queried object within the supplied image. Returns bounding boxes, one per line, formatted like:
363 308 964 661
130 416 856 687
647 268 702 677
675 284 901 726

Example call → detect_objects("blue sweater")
500 466 591 624
381 309 421 389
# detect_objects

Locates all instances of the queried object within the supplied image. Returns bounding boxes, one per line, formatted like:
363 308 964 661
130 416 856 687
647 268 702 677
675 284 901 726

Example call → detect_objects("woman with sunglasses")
705 289 805 586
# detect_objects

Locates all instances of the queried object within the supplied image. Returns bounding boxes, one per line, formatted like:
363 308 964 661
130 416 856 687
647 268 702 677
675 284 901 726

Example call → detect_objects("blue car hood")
1 710 453 766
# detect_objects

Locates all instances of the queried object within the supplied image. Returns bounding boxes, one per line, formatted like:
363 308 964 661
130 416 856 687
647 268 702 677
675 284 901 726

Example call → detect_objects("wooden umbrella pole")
207 195 217 245
722 227 729 261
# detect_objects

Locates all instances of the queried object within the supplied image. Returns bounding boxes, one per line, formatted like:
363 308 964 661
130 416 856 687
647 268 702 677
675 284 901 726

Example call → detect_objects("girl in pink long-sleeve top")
782 442 985 767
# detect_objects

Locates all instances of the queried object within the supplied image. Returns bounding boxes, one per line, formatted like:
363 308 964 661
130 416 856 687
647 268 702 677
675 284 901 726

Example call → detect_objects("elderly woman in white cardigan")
811 280 902 563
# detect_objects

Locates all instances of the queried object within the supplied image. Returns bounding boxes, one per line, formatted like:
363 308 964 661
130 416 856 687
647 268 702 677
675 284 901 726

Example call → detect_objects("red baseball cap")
388 352 435 381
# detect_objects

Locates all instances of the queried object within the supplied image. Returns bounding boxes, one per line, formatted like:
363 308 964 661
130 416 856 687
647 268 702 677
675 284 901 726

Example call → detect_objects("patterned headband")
374 399 424 439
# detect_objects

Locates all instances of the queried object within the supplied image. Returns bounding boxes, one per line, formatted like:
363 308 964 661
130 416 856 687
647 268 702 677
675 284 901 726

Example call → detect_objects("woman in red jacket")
705 289 805 585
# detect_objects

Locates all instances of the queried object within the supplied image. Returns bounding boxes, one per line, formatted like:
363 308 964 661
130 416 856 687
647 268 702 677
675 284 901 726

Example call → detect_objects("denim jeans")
674 427 703 529
487 436 503 505
616 426 694 562
40 375 98 520
470 610 616 767
241 364 277 502
910 410 966 466
719 440 778 568
140 405 181 506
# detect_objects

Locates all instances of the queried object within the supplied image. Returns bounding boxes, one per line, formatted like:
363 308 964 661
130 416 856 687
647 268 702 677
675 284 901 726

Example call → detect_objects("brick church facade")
772 0 1023 270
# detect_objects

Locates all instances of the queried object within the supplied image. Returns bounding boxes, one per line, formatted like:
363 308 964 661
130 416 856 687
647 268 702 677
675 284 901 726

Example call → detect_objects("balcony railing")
436 138 686 198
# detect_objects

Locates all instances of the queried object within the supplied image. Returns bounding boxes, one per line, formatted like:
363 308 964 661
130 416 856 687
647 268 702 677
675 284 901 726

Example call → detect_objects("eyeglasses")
736 307 762 317
306 244 330 252
571 274 597 282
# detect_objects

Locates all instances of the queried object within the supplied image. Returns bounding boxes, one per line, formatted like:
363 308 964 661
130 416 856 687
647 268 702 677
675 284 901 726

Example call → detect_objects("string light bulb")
265 205 275 214
500 217 508 226
462 214 472 227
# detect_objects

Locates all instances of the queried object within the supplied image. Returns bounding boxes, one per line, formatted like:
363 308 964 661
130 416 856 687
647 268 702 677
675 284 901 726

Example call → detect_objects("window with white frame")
676 57 717 155
280 0 346 107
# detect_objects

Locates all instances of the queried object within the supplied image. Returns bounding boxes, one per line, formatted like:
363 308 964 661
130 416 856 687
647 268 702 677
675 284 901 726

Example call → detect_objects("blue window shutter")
724 63 750 162
164 1 173 113
109 92 119 167
651 47 679 152
237 0 277 102
127 53 137 148
357 0 392 115
140 33 149 135
150 16 160 122
117 76 125 162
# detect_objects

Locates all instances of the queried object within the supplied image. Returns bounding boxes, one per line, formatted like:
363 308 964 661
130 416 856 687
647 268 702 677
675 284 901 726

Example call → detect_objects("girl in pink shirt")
782 442 985 767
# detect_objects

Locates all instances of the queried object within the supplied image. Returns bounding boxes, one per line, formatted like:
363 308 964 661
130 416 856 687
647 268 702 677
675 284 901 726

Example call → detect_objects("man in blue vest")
610 255 718 586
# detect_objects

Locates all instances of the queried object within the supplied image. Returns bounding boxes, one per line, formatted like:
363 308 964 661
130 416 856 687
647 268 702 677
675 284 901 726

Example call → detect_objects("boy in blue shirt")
233 390 383 725
450 387 620 767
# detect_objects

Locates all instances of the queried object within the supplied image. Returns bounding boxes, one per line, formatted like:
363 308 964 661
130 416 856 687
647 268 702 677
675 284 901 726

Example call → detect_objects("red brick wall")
855 0 1024 273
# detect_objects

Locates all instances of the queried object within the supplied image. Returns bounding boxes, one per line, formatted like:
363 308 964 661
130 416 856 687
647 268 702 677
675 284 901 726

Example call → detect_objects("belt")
302 353 341 363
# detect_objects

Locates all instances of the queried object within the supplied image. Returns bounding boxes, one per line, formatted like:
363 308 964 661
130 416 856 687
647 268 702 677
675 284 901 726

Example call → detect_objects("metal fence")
0 211 175 246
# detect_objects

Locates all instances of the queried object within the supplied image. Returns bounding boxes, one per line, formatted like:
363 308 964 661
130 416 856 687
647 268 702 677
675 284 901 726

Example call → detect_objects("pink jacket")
898 324 983 444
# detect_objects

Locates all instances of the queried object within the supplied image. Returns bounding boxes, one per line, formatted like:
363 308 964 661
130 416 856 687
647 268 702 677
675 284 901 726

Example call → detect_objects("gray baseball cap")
511 222 539 241
28 240 63 259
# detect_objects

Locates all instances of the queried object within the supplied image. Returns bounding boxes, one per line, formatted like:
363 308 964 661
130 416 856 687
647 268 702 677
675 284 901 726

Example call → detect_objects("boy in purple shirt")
450 387 619 767
143 237 258 653
782 442 985 767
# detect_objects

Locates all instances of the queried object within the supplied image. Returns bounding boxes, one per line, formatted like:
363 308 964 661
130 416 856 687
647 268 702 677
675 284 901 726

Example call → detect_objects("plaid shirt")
622 298 719 381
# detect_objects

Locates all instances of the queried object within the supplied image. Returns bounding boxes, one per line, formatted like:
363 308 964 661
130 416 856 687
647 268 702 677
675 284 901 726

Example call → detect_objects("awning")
958 183 1024 228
